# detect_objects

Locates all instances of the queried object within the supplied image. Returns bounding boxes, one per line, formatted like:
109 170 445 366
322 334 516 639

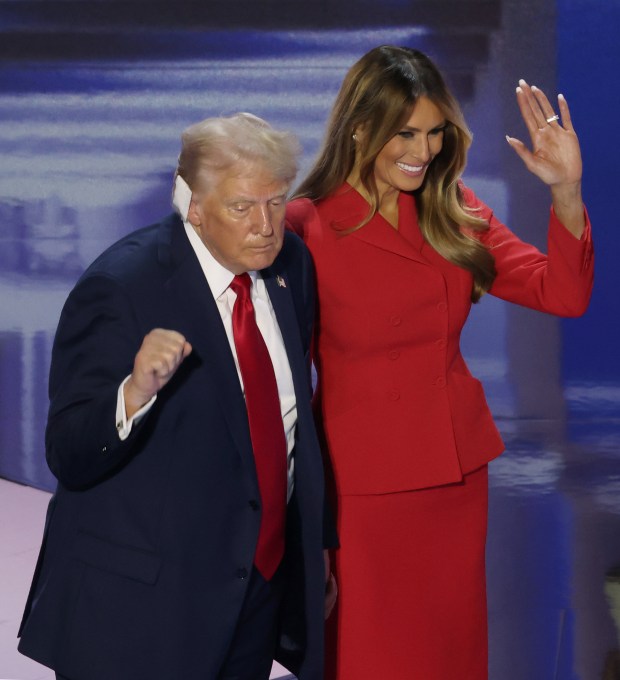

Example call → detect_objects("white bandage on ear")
172 174 193 221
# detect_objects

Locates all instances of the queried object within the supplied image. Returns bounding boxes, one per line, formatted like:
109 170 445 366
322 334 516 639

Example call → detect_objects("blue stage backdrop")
0 3 615 488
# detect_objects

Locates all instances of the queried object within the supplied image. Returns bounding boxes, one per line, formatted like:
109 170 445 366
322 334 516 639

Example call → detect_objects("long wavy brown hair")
293 45 496 302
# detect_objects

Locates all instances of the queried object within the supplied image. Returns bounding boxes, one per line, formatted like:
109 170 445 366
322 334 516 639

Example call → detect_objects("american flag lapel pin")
276 275 287 288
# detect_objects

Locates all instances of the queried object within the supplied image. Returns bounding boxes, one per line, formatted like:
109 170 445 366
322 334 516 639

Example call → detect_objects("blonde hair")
293 46 496 302
176 112 300 194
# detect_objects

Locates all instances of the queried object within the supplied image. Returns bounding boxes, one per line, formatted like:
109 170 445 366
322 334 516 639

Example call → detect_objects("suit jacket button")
389 315 402 326
437 302 448 313
435 376 446 388
388 350 400 360
249 500 259 511
236 568 248 579
387 389 400 401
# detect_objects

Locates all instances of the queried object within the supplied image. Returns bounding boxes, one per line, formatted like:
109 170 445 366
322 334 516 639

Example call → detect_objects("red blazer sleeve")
286 197 321 242
462 186 594 316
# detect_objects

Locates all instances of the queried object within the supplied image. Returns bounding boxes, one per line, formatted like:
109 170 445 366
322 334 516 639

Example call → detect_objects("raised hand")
506 79 585 238
124 328 192 418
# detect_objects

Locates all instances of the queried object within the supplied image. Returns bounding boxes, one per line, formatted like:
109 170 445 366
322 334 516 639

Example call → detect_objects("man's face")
188 161 289 274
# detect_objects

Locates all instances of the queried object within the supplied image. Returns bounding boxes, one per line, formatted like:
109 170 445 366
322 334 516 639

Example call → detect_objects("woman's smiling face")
372 96 446 198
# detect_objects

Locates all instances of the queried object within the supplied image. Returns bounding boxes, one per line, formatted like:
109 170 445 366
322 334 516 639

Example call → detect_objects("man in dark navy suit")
17 113 336 680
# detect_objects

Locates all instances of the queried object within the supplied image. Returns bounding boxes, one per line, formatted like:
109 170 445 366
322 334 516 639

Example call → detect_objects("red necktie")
230 273 287 581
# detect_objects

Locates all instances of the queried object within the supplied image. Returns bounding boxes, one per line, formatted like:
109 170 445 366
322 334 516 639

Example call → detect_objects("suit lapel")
158 216 254 464
261 266 310 409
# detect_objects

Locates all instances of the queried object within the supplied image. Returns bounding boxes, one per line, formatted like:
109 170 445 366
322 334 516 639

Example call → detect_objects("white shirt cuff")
116 375 157 441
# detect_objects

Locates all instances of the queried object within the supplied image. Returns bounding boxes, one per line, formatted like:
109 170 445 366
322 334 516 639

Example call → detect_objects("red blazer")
287 184 593 495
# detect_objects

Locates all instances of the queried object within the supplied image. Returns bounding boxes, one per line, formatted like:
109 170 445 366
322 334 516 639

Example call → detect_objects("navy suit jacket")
18 214 328 680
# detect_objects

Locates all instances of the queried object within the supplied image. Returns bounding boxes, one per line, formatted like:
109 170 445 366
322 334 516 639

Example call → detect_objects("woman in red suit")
286 46 593 679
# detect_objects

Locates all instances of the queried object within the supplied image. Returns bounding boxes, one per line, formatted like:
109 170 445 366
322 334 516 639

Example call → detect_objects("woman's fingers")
557 93 575 132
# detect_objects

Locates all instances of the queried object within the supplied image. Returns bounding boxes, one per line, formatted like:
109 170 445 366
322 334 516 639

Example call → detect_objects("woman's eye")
397 131 414 139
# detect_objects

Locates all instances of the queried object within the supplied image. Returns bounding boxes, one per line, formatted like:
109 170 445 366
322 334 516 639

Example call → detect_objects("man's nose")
256 205 274 235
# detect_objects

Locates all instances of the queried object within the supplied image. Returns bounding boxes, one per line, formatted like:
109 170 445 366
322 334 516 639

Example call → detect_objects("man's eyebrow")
226 192 288 203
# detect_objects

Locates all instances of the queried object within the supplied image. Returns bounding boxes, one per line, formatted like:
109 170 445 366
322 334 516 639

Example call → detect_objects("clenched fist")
124 329 192 418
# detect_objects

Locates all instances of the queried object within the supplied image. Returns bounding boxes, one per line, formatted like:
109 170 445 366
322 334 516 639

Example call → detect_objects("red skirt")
325 465 489 680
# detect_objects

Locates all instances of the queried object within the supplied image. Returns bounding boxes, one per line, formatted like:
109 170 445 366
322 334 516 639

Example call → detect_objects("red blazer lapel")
324 184 431 266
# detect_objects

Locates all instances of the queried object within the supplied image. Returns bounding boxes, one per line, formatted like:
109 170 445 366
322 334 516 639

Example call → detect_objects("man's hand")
124 329 192 418
324 549 338 619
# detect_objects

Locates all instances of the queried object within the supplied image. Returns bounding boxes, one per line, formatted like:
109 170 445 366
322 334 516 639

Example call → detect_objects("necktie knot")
230 273 252 300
